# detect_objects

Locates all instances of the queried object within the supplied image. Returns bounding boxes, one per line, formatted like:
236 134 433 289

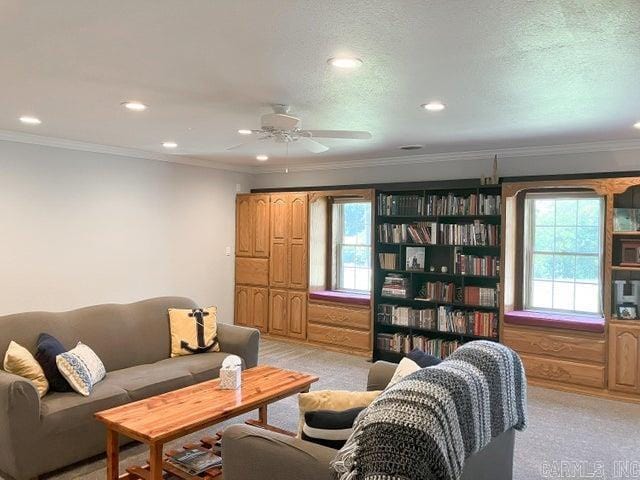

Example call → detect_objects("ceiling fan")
227 104 372 154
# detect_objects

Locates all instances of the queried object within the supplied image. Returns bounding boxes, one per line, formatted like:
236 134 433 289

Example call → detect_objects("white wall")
250 148 640 189
0 140 249 319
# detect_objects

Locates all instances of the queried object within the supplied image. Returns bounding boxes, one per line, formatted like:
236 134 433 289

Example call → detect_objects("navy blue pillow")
34 333 73 392
301 407 364 449
407 348 442 368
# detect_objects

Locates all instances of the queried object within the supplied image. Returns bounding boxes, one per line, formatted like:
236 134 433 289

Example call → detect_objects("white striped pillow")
56 342 106 396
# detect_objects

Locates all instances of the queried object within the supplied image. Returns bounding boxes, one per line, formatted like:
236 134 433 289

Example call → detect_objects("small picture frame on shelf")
620 240 640 266
614 208 639 232
617 305 637 320
406 246 425 271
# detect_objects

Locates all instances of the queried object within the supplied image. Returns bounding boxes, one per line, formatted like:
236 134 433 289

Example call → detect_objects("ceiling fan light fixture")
256 154 269 161
327 57 363 69
238 129 252 135
421 101 446 112
122 101 148 111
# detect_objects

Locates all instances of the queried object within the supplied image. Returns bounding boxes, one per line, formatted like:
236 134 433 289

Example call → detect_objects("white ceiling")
1 0 639 169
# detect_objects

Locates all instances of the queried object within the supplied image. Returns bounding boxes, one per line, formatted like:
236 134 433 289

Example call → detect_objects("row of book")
376 333 460 359
463 286 498 307
378 194 424 216
417 281 455 303
378 252 399 270
377 193 501 217
377 222 499 246
376 304 498 338
454 252 500 277
424 193 501 216
381 274 410 298
436 306 498 338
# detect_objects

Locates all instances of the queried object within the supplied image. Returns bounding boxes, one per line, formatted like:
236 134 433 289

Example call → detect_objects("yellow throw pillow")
168 307 220 357
298 389 381 436
3 341 49 398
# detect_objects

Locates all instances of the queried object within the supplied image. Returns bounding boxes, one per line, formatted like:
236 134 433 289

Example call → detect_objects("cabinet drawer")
308 302 371 331
503 326 605 364
235 257 269 286
520 354 605 389
307 323 370 351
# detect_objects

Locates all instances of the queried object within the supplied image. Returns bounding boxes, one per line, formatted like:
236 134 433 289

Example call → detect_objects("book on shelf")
379 252 399 270
377 304 436 330
424 193 501 216
168 448 222 475
463 286 498 307
378 193 424 216
378 222 437 244
417 281 455 303
376 333 460 359
614 208 640 232
436 306 498 338
381 274 411 298
405 246 425 271
438 221 499 246
454 250 500 276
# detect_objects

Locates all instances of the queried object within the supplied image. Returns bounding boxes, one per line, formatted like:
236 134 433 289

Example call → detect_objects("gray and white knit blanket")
331 341 527 480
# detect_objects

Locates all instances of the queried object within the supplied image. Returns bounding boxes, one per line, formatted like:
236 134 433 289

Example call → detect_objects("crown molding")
253 138 640 174
0 129 252 173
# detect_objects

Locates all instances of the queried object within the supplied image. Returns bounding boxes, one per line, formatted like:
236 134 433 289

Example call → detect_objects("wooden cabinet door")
251 195 270 258
234 286 251 327
251 287 269 332
609 323 640 393
269 289 288 336
270 194 289 242
288 193 308 289
270 241 288 287
235 195 252 257
287 291 307 339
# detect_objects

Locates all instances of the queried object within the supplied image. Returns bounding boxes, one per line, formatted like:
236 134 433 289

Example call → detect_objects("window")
333 201 372 292
523 193 604 315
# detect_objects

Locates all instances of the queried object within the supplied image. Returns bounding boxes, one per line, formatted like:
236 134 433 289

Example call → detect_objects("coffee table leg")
149 443 164 480
106 429 119 480
258 404 268 424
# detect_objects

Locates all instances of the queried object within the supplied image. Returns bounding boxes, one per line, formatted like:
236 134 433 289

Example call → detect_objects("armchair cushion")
301 407 365 449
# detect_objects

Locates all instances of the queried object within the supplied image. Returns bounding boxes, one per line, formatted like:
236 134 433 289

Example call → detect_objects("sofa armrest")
216 323 260 368
366 360 397 391
0 370 41 479
222 424 336 480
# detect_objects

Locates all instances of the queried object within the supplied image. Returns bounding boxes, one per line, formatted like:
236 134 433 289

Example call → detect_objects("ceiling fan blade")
226 136 271 151
302 129 372 140
296 137 329 153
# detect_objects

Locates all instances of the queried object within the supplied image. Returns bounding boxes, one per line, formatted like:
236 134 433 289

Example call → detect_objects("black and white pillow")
301 407 365 449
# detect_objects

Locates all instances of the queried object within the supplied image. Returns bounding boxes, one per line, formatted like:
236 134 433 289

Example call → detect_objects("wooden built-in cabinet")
236 194 270 258
234 286 268 332
609 322 640 393
307 300 371 354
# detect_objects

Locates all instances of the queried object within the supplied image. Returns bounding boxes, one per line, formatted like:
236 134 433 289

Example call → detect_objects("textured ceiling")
1 0 639 167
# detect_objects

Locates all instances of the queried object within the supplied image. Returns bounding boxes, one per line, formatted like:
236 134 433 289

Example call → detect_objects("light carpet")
20 339 640 480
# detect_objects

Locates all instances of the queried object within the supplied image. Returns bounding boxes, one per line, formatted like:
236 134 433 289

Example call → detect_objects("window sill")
308 290 371 307
504 310 605 334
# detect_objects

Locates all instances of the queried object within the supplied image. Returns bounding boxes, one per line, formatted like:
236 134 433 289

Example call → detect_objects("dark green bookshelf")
373 181 502 362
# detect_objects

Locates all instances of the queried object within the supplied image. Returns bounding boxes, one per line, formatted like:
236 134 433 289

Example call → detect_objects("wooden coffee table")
95 365 318 480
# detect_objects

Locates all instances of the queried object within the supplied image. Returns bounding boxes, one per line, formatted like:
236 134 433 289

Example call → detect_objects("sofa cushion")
169 307 221 357
105 363 194 400
41 381 129 434
35 333 73 392
155 352 240 383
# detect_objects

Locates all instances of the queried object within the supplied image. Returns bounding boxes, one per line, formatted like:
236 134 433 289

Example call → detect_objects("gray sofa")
0 296 260 480
223 360 515 480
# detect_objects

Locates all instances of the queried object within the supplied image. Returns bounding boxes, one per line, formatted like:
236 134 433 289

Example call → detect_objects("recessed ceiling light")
238 129 253 135
122 101 148 111
162 141 178 149
19 115 41 125
256 154 269 161
327 57 363 69
399 144 424 150
421 101 446 112
634 121 640 130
